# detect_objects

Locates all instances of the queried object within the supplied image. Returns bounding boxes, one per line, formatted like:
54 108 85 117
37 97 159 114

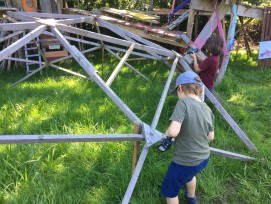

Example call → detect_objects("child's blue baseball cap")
170 71 203 95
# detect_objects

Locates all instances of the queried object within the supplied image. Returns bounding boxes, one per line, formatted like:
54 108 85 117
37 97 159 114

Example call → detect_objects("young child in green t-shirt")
159 71 215 204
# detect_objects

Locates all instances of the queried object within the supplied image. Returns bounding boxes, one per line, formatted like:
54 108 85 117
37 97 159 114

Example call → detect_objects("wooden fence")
259 7 271 69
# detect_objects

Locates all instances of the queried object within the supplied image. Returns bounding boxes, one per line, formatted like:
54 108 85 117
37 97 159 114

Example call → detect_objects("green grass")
0 50 270 203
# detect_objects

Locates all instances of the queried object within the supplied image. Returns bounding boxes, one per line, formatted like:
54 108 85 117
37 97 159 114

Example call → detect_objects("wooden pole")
239 16 252 59
132 123 142 174
106 43 135 86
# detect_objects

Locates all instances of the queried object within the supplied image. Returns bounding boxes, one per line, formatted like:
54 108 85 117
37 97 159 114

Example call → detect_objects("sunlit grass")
0 50 271 203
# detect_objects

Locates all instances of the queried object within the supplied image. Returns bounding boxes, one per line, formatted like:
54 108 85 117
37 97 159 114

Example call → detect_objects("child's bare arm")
190 53 201 72
208 131 214 141
196 53 205 62
165 121 182 138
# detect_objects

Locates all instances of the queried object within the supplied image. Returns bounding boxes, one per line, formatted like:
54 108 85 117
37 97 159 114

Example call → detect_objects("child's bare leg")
166 196 179 204
186 176 196 197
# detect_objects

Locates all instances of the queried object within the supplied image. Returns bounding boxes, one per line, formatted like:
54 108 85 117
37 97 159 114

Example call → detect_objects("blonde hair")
178 77 203 96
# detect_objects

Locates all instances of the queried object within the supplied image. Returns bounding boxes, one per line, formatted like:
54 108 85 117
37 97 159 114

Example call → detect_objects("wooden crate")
40 34 68 61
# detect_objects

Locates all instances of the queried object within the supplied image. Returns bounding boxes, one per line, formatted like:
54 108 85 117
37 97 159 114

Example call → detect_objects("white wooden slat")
0 25 46 61
0 22 38 31
105 48 149 81
0 30 24 43
50 26 142 124
55 24 174 58
0 134 144 144
106 43 135 86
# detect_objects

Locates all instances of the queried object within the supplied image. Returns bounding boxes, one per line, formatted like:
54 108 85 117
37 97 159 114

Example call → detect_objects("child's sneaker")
185 190 197 204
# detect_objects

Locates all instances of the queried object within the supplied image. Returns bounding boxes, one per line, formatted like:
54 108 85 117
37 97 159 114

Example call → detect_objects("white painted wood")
6 57 45 65
105 48 149 81
0 22 38 31
0 30 24 42
106 43 135 86
56 16 95 25
49 64 89 79
105 45 157 60
0 134 144 144
0 25 46 61
191 0 263 19
15 11 84 19
210 147 255 161
55 24 174 57
13 64 47 86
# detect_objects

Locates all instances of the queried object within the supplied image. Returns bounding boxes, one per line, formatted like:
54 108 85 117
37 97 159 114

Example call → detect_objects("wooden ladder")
24 35 43 74
168 10 189 30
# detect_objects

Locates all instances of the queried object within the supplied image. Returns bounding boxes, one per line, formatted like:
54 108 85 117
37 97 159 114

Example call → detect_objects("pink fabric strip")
170 0 176 15
194 14 217 49
214 0 228 56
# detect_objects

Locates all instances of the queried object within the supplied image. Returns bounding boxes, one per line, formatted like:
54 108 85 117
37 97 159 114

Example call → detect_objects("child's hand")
189 53 196 59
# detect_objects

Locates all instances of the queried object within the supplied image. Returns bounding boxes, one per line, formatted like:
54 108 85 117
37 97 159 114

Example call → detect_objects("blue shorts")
161 158 209 198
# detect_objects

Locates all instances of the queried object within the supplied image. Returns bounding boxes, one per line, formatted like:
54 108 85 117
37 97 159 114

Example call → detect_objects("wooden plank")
105 48 149 81
100 7 159 21
235 18 253 35
64 8 187 48
210 147 255 161
151 57 178 129
132 123 142 173
0 25 46 61
191 0 263 19
50 64 89 79
186 9 196 40
9 0 23 10
216 3 238 85
13 64 47 86
0 22 38 31
6 57 45 65
50 46 101 64
55 24 174 57
264 8 271 41
51 26 142 124
106 43 135 86
0 30 23 42
236 4 263 19
122 144 149 204
55 16 95 25
146 8 187 15
44 50 68 58
0 7 17 11
39 0 52 13
6 10 36 21
43 30 101 47
105 45 157 60
15 11 84 19
0 134 144 144
97 17 168 52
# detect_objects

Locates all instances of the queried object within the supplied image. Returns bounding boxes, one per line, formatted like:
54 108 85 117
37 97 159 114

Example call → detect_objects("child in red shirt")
190 35 223 93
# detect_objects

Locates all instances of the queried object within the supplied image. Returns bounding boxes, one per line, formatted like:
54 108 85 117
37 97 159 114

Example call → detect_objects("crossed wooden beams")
0 11 257 204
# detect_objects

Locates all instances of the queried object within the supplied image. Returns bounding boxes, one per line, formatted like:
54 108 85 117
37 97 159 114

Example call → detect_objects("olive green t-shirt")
170 97 214 166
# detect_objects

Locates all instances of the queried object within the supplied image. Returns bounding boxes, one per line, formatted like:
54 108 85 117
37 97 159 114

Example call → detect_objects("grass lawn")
0 50 270 203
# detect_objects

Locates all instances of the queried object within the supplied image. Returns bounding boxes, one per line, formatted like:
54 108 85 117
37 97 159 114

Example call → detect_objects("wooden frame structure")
0 7 258 204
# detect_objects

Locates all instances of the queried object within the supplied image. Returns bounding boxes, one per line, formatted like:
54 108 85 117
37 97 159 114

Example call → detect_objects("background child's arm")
208 131 214 141
196 53 205 62
190 53 201 73
165 121 182 138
